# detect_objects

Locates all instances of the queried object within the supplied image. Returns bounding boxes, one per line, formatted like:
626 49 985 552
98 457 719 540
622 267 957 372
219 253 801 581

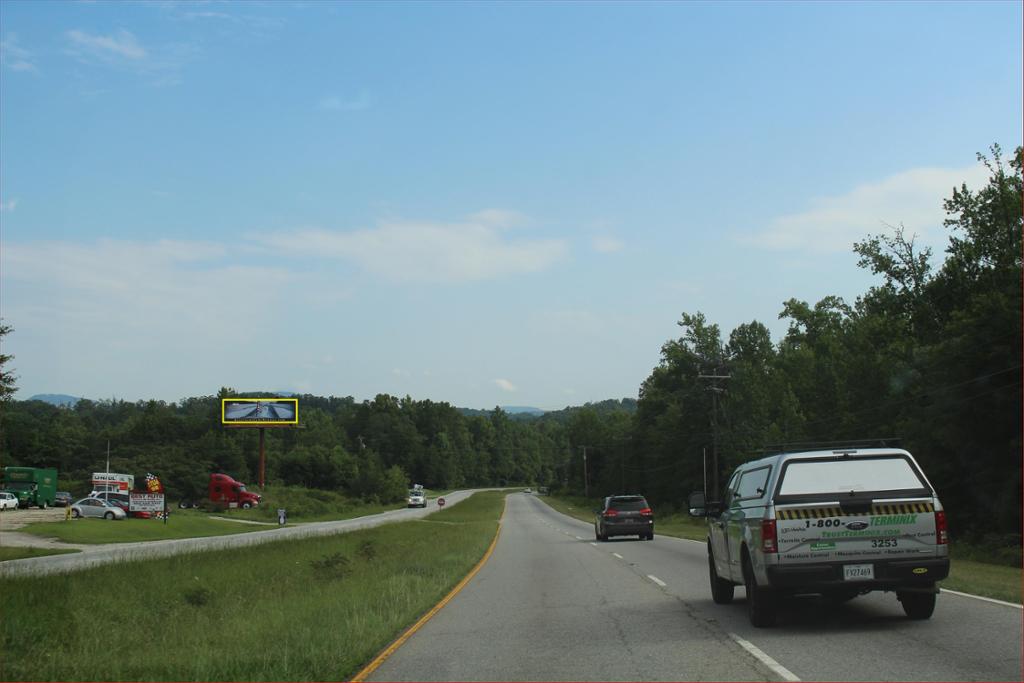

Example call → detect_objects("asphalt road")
0 491 478 578
365 493 1023 682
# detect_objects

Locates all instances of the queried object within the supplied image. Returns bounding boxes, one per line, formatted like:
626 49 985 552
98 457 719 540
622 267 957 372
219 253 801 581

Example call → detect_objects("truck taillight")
639 507 652 516
935 510 948 545
604 509 618 517
761 519 778 554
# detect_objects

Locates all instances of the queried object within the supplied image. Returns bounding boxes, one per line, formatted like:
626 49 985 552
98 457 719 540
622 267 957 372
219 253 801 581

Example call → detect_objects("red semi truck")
179 473 262 509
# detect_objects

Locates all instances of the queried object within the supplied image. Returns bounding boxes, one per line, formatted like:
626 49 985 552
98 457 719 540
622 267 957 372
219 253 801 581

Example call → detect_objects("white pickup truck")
689 447 950 627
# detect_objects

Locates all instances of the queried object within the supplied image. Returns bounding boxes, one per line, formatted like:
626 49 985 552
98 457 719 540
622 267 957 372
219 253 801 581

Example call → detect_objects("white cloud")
469 209 526 228
319 92 371 111
1 198 17 212
738 162 991 253
257 212 567 284
592 236 624 253
494 378 517 392
67 29 148 61
2 239 287 341
1 34 36 72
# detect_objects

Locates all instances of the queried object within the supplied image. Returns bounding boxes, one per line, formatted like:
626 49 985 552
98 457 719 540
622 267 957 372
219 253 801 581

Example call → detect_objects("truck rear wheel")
898 590 936 620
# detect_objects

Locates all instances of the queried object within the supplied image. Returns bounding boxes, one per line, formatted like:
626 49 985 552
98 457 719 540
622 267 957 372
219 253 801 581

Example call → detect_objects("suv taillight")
761 519 778 554
935 510 948 545
639 507 652 516
604 509 618 517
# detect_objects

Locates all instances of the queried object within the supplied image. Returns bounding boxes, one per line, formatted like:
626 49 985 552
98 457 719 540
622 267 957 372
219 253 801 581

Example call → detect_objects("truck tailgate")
775 500 940 565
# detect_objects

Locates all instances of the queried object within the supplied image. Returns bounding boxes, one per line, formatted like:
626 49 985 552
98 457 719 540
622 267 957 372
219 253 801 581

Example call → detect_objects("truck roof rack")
756 438 902 455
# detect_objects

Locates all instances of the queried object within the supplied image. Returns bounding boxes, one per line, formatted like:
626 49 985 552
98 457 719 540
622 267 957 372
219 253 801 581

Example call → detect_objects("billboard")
221 398 299 425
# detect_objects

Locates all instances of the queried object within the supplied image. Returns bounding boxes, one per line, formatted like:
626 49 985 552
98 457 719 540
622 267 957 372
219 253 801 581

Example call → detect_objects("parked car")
688 446 950 627
524 487 532 494
71 497 127 520
595 495 654 541
54 491 73 507
407 490 426 508
95 492 152 519
0 491 19 510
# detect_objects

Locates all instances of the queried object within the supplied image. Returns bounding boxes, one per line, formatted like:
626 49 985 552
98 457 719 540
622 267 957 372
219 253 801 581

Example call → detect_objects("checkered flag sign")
145 473 164 493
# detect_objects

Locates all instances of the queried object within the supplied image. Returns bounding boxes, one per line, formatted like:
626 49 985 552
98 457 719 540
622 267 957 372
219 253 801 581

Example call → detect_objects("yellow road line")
349 497 508 682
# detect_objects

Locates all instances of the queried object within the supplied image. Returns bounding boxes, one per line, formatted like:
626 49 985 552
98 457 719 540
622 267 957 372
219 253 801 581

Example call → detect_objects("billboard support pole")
259 427 266 490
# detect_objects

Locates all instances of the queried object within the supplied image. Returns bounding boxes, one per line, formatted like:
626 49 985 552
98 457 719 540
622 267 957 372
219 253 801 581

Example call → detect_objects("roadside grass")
0 547 80 561
218 485 404 523
941 558 1021 605
18 510 270 545
0 491 505 682
541 493 1022 605
15 492 418 546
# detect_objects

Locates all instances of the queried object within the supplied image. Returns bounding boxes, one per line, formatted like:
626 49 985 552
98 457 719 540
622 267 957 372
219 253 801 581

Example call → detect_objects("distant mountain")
536 398 638 423
457 405 547 418
502 406 546 415
29 393 81 406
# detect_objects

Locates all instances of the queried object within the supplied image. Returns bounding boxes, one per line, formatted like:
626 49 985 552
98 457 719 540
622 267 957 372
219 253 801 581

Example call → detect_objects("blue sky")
1 1 1020 409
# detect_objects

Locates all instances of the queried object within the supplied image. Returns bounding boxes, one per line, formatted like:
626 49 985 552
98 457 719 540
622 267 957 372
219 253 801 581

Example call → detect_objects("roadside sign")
130 492 165 512
437 497 446 508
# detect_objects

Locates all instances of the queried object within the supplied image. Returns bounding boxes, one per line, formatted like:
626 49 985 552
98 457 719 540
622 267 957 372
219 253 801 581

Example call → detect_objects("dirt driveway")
0 507 82 549
0 507 66 531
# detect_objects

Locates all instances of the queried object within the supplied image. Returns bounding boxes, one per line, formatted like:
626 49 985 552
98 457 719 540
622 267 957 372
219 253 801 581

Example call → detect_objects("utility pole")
698 368 730 497
581 446 589 498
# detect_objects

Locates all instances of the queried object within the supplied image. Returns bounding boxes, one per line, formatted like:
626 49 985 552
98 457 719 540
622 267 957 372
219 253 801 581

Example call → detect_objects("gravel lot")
0 507 66 531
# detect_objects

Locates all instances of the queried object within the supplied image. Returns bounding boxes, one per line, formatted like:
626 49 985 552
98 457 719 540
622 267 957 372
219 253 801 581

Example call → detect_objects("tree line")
0 145 1019 538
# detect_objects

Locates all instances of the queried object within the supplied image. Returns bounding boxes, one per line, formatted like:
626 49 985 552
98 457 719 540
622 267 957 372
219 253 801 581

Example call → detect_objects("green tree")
0 320 16 402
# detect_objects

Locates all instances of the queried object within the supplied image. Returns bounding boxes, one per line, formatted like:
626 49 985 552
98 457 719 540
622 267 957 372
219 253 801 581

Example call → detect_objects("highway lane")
0 490 481 578
366 493 777 682
366 493 1023 682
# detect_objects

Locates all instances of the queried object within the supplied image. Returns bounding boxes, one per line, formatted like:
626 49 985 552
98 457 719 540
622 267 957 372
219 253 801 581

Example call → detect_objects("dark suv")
595 495 654 541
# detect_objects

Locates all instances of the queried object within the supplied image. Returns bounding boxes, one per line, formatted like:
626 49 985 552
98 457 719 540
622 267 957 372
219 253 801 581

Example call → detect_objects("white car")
407 490 426 508
71 497 127 520
0 491 18 511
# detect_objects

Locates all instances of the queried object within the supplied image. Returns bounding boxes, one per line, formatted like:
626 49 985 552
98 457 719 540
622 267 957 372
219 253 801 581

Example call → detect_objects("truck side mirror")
688 492 726 517
687 491 707 517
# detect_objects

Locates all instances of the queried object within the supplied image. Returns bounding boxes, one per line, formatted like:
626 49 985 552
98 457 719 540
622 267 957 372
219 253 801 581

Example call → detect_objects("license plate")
843 564 874 581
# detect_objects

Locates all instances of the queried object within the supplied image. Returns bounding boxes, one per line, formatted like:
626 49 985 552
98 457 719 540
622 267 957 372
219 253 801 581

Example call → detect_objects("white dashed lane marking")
647 575 666 587
729 634 800 682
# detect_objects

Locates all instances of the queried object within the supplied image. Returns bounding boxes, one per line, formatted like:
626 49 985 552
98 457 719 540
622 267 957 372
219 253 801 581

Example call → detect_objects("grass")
0 547 80 561
17 510 272 545
541 493 1022 605
0 490 506 682
11 491 415 547
211 485 405 523
941 558 1021 605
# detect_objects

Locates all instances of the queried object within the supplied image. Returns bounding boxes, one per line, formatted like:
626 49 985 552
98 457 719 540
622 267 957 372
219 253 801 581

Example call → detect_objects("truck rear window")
777 456 928 497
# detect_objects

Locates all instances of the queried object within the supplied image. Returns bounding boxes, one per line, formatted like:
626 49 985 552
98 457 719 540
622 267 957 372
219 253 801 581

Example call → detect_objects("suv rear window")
777 456 927 496
609 497 648 511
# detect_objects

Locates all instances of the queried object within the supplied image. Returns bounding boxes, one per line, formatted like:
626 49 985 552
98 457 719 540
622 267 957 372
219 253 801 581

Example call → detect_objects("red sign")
437 497 446 508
